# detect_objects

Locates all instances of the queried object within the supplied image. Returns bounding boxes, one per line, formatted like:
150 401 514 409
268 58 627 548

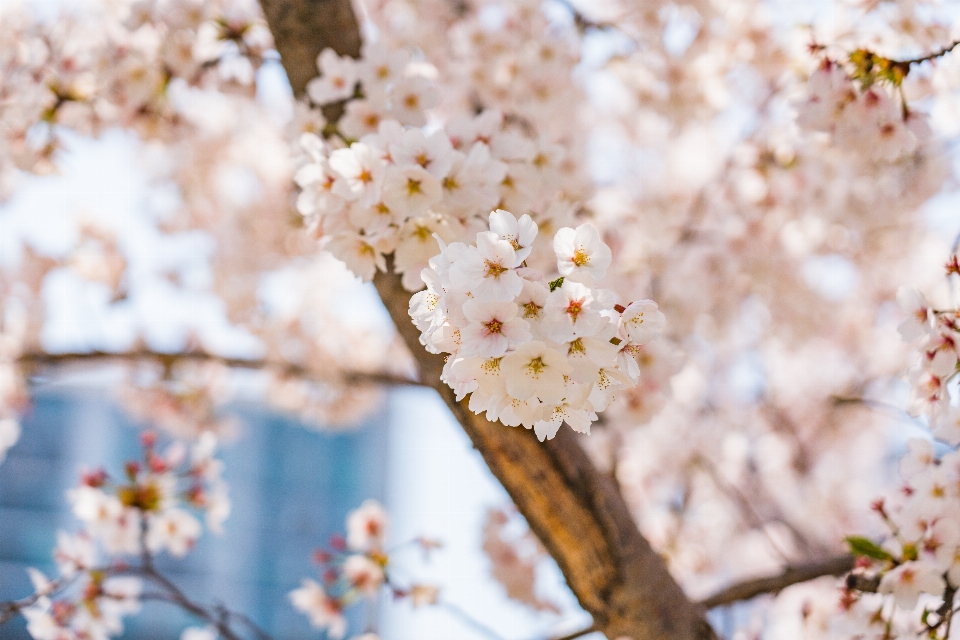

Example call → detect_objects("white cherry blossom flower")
346 499 387 552
388 76 439 126
543 280 605 342
329 143 385 208
489 209 538 264
797 61 855 132
501 341 571 404
460 299 531 357
382 164 443 218
618 300 665 345
878 561 945 609
146 508 202 557
325 233 387 282
535 381 594 441
339 99 388 140
342 554 385 596
565 336 618 384
357 41 409 91
53 531 97 577
554 223 611 283
897 286 931 342
449 232 523 302
498 396 544 428
389 129 455 179
307 48 357 105
394 217 447 291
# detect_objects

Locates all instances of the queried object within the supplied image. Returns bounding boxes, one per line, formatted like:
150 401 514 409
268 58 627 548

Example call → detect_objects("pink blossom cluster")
0 0 273 193
296 42 583 290
409 209 664 440
19 431 229 640
897 284 960 441
295 109 578 287
289 499 439 639
798 60 932 162
832 440 960 638
289 500 387 638
67 432 229 557
23 543 142 640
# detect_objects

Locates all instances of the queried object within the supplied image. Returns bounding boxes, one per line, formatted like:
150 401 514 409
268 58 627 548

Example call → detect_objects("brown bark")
258 1 718 637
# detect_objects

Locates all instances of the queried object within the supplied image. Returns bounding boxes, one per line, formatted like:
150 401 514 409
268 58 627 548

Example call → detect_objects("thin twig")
896 40 960 67
699 554 856 608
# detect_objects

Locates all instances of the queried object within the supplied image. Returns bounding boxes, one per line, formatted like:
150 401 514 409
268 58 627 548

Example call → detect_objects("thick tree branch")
17 350 417 388
699 555 856 609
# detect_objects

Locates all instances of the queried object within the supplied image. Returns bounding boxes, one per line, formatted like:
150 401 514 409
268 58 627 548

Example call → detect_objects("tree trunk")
258 2 719 637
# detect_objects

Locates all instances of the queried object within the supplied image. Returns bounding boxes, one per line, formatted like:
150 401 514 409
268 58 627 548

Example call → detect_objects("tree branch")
699 554 856 609
17 350 418 388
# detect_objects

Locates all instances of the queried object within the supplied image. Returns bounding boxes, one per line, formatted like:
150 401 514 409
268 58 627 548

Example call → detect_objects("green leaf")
548 277 564 292
845 536 893 561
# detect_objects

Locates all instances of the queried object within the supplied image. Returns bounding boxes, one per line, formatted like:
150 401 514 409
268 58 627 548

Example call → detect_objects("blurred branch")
17 350 419 388
896 40 960 67
698 554 856 609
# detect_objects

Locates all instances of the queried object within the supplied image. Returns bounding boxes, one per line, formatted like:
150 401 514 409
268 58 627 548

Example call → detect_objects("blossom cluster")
68 431 230 557
18 431 230 640
22 541 143 640
897 283 960 441
296 44 584 290
835 440 960 638
410 210 664 440
289 499 439 639
798 59 931 162
0 0 273 190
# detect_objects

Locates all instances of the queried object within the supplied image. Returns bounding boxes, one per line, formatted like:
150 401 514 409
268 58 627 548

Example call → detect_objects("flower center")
406 178 422 196
484 318 503 334
485 260 507 278
523 301 542 318
566 299 584 321
526 356 545 375
572 248 590 267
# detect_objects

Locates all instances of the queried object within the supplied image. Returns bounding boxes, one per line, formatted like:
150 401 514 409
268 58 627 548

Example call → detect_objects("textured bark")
259 1 718 637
